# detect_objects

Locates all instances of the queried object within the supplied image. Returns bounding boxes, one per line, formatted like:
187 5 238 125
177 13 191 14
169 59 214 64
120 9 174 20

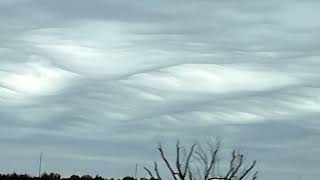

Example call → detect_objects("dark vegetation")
0 140 258 180
0 173 143 180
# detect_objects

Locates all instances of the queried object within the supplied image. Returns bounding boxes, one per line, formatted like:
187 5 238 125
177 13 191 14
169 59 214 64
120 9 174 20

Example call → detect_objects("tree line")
0 173 147 180
0 140 258 180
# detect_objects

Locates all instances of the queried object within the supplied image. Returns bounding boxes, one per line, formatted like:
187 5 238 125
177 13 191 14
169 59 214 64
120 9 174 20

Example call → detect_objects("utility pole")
134 163 138 179
38 152 43 179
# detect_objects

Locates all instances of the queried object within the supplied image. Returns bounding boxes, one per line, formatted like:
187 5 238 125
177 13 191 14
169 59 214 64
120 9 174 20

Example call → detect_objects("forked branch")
144 140 258 180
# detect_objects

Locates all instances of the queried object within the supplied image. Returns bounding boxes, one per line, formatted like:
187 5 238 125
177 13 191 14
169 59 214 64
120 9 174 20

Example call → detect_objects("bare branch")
183 144 196 178
144 167 154 179
195 151 208 167
229 154 243 179
252 171 258 180
145 140 257 180
154 162 162 180
205 148 218 180
224 150 236 179
157 143 178 180
176 141 184 179
197 143 209 164
239 160 257 180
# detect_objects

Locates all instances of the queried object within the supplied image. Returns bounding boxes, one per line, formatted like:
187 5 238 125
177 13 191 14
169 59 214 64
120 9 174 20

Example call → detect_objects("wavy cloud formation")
1 0 320 179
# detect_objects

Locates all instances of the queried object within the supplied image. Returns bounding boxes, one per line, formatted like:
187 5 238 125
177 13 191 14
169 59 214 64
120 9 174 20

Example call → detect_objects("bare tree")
144 140 258 180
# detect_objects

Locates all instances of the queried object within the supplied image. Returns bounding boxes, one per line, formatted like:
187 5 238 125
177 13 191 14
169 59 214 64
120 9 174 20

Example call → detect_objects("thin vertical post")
39 152 43 179
135 163 138 179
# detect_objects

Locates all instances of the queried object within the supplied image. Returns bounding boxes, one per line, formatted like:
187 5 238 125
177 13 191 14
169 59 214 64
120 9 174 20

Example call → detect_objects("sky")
0 0 320 179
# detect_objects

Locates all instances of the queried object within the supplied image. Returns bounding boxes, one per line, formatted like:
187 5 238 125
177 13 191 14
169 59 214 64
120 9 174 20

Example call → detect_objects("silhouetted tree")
121 177 135 180
0 173 153 180
48 173 60 180
41 172 50 180
80 175 93 180
144 140 258 180
94 175 104 180
70 175 81 180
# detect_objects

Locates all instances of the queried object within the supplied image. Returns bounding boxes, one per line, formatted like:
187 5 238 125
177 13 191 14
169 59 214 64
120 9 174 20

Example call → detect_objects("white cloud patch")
122 64 299 94
0 61 77 106
1 62 74 95
18 22 181 78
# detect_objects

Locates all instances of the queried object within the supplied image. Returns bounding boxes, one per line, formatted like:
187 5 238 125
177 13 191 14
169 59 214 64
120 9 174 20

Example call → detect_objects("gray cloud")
1 0 320 179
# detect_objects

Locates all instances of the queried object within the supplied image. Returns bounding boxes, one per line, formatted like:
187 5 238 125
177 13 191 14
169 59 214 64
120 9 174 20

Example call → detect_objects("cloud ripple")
1 0 320 179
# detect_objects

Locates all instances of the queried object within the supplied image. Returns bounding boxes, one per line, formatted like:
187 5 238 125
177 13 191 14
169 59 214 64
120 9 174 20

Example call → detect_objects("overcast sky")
0 0 320 179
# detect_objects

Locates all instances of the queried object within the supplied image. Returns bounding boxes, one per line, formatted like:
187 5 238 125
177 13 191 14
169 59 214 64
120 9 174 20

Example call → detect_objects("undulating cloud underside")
0 0 320 179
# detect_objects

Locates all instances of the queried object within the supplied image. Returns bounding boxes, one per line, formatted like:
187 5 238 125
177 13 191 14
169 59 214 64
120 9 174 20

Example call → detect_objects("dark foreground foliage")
0 173 153 180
